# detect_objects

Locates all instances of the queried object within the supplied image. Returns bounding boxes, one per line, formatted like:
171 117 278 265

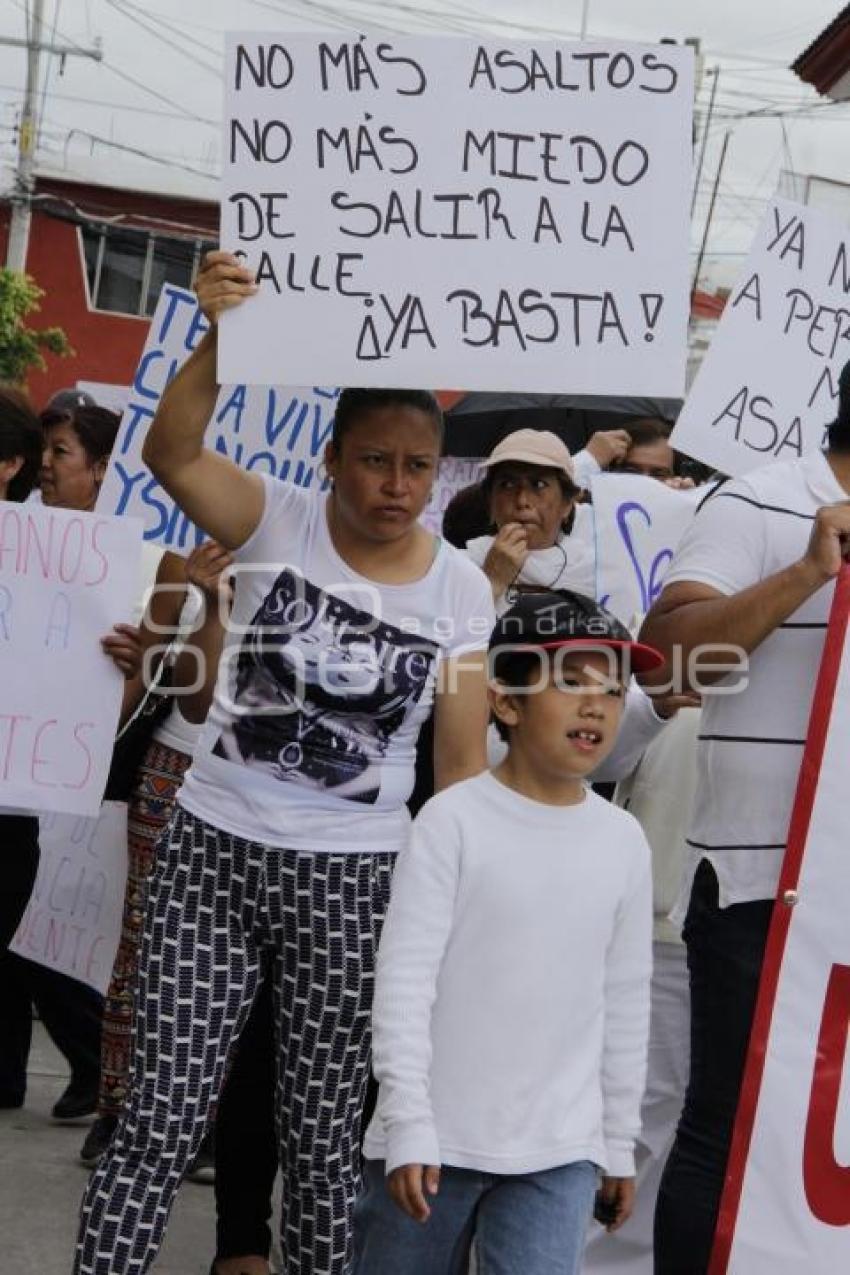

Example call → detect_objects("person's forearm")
481 556 512 602
433 751 487 792
602 868 652 1178
172 606 226 724
486 574 507 603
639 558 826 688
371 831 455 1174
432 658 490 791
142 328 219 480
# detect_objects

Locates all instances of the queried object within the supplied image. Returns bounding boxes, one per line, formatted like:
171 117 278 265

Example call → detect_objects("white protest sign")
219 33 693 395
672 199 850 478
710 568 850 1274
97 285 338 549
10 803 128 994
0 502 141 816
591 473 702 623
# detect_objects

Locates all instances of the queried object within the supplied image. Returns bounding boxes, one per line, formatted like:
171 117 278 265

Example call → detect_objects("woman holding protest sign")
72 250 494 1275
80 540 233 1179
0 398 146 1118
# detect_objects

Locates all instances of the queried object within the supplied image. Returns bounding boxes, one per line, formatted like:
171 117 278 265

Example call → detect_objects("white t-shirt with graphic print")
178 475 495 853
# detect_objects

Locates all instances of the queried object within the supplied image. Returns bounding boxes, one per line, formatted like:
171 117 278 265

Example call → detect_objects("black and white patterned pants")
73 806 395 1275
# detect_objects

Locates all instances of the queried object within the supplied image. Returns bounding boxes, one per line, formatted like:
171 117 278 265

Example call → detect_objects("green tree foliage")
0 268 72 383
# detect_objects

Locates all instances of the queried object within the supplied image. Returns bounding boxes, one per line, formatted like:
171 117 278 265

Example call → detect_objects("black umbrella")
443 392 682 457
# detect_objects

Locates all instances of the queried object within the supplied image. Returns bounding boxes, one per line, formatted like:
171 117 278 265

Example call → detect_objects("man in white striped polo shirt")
639 367 850 1274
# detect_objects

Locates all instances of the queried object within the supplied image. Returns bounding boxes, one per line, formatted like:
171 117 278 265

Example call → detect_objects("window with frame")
81 224 216 317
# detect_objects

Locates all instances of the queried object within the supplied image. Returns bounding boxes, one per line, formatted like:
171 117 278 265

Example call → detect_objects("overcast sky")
0 0 847 290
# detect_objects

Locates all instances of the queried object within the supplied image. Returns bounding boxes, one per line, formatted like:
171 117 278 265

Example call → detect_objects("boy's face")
491 648 627 779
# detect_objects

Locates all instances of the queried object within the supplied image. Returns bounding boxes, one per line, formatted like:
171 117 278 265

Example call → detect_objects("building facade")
0 163 218 407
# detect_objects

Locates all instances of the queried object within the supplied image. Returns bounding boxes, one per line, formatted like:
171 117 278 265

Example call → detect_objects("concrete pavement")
0 1023 218 1275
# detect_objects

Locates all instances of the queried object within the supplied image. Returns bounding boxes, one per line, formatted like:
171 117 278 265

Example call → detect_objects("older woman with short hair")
466 429 596 612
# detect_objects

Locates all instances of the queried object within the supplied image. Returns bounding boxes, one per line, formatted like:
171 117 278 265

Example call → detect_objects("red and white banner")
709 566 850 1273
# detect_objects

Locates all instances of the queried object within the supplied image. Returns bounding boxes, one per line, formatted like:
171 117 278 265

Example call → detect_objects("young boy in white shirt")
354 590 660 1275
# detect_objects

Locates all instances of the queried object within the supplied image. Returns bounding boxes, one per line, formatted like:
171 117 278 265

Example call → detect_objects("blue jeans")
352 1157 597 1275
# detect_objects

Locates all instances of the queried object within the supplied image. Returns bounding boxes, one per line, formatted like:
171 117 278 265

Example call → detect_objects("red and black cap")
488 590 665 675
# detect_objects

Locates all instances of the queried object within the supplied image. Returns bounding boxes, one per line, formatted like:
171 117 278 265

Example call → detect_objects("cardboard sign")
0 501 141 816
219 33 693 395
10 804 128 994
592 473 702 624
672 199 850 478
96 284 339 549
710 567 850 1274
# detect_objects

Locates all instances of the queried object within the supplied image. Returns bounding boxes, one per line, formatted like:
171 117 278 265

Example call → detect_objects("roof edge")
793 5 850 94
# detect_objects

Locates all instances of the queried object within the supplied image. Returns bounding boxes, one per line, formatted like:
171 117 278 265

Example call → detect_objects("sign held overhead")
219 32 693 395
672 199 850 478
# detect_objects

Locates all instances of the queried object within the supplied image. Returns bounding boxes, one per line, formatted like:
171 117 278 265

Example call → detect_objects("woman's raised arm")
142 252 265 550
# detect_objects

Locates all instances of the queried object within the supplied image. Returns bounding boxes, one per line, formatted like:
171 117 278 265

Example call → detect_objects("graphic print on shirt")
213 568 438 803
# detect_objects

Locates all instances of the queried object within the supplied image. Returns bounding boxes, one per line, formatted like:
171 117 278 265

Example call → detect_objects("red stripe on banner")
707 564 850 1275
802 963 850 1225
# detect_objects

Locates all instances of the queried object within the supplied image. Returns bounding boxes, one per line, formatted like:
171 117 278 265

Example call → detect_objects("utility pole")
691 66 719 216
2 0 102 272
692 129 731 299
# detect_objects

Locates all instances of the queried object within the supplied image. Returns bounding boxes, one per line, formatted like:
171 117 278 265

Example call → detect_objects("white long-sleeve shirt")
572 447 602 492
364 771 652 1178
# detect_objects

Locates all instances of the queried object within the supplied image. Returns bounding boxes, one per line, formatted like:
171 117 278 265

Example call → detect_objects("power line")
701 95 850 134
0 107 220 181
338 0 492 34
241 0 821 61
246 0 391 32
695 82 819 103
4 0 217 125
110 0 224 56
246 0 565 37
75 54 216 126
690 124 795 249
0 80 214 121
57 127 218 179
35 0 60 145
104 0 221 76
